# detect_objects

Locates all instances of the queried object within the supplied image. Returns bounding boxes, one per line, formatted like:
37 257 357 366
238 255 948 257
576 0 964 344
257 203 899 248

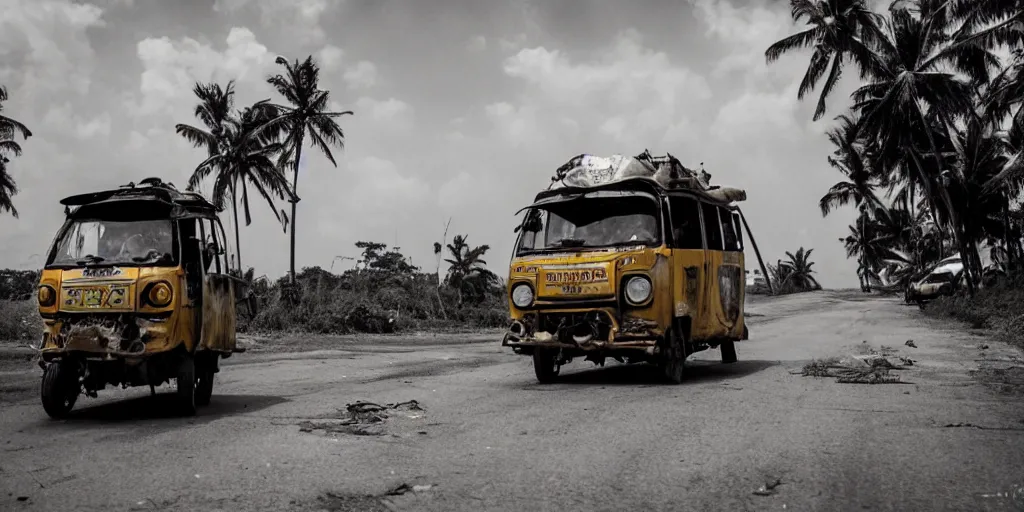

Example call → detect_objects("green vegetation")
767 0 1024 294
0 85 32 217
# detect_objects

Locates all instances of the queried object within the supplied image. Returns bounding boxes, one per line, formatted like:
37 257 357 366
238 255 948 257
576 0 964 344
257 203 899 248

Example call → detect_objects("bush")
0 300 42 342
924 272 1024 348
238 266 508 335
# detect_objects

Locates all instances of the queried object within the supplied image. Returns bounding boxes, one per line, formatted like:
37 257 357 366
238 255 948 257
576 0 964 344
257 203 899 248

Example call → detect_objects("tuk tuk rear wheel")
720 341 737 364
176 357 196 416
41 361 79 419
532 349 560 384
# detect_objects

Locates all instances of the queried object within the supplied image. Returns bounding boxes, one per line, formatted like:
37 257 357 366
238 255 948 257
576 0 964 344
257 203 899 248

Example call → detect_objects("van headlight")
511 283 534 308
38 285 56 307
624 276 652 305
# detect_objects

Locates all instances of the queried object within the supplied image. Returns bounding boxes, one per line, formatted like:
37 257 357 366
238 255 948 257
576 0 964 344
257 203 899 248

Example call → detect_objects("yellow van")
36 178 245 417
502 170 752 384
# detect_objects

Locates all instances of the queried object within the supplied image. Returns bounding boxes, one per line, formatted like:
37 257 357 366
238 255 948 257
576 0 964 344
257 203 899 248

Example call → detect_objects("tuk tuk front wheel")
532 349 560 384
176 357 196 416
41 361 80 419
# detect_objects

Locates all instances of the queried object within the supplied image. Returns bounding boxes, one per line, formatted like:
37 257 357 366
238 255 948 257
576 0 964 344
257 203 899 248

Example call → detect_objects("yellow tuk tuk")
502 153 766 383
36 178 245 417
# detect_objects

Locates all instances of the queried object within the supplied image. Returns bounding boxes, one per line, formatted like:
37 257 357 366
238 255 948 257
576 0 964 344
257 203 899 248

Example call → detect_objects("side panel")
199 275 236 352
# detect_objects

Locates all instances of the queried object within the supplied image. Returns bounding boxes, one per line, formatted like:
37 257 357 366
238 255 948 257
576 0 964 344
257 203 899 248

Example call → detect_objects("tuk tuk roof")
60 178 220 219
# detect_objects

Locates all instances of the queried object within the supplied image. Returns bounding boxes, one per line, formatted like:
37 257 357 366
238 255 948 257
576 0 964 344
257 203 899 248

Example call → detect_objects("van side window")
720 207 740 251
668 197 703 249
732 212 744 251
701 202 723 251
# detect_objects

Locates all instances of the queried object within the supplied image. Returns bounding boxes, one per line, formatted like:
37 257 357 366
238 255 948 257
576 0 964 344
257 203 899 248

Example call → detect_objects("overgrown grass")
240 268 509 335
924 273 1024 349
0 300 41 342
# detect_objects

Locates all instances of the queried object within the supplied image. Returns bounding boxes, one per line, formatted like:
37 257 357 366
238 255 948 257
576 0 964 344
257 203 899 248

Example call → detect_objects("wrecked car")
906 254 964 306
36 178 246 418
503 152 766 384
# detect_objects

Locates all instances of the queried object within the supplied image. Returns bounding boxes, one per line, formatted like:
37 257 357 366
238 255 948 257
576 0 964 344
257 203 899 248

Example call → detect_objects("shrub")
0 300 41 342
925 272 1024 348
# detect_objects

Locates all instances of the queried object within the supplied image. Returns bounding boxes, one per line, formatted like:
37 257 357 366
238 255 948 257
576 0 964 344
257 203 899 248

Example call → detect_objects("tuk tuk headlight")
624 276 653 305
511 283 534 308
146 281 173 308
37 285 56 307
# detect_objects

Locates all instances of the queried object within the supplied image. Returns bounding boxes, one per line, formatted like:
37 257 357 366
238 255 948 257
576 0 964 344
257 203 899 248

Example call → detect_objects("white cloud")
353 97 414 132
343 61 378 90
467 35 488 52
317 44 345 70
0 1 105 101
213 0 329 46
133 27 275 117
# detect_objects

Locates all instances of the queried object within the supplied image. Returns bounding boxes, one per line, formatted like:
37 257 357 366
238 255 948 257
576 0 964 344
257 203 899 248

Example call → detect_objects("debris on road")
906 339 917 348
297 400 425 436
385 482 435 496
753 478 783 496
802 354 910 384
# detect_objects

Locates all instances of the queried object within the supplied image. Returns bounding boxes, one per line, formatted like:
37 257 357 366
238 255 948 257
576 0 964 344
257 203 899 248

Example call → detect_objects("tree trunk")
289 132 305 285
230 179 242 273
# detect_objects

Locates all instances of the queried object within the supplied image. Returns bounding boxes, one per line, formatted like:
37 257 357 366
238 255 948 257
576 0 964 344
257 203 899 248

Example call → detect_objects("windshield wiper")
76 254 105 265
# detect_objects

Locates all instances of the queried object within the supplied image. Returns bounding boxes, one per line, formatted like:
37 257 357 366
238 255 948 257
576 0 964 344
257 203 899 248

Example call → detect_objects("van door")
716 207 745 335
197 218 237 353
667 196 706 340
698 202 726 338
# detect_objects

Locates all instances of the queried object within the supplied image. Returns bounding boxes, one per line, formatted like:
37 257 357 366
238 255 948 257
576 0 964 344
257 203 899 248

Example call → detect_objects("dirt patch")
296 400 425 436
301 492 391 512
240 329 502 354
969 366 1024 395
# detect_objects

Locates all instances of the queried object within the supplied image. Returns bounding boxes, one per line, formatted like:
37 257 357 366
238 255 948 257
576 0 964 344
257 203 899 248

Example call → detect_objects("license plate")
545 268 607 284
65 286 128 308
561 285 583 294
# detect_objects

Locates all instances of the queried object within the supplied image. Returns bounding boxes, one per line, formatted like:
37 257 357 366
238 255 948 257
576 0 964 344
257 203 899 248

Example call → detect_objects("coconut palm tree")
444 235 499 304
780 247 822 291
186 100 293 270
264 55 354 284
0 85 32 218
819 113 886 216
765 0 886 120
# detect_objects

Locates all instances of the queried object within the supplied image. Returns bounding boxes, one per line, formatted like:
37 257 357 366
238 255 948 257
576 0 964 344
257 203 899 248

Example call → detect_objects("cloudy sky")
1 0 873 287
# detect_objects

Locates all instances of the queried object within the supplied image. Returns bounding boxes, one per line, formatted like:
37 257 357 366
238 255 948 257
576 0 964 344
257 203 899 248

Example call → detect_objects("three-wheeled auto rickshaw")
502 153 767 384
36 178 246 417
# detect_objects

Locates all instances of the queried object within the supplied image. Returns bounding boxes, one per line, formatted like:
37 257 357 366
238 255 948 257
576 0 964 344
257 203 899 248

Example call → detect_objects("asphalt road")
2 291 1024 511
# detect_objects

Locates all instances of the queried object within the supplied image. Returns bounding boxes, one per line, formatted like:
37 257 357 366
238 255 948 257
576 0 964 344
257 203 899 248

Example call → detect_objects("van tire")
176 357 196 416
195 369 214 407
41 361 79 419
660 334 687 384
533 349 560 384
720 341 737 364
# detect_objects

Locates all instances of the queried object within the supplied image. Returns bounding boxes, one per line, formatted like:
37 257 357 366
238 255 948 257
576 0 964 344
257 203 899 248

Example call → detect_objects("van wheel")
41 361 79 419
176 357 196 416
660 334 687 384
720 341 737 364
532 349 560 384
195 368 214 407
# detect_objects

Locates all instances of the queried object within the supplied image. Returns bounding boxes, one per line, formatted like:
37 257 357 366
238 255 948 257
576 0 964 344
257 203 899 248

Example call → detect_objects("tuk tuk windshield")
47 219 178 268
517 194 661 254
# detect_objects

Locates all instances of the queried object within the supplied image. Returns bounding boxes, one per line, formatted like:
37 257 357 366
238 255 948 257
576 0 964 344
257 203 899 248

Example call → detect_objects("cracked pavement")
1 291 1023 511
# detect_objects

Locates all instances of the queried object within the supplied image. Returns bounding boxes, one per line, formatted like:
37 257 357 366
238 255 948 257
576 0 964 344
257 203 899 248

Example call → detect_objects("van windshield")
516 195 660 254
47 219 178 268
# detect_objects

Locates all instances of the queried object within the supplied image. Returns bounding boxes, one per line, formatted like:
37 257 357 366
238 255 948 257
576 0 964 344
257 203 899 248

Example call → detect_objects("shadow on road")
551 359 778 386
34 393 287 427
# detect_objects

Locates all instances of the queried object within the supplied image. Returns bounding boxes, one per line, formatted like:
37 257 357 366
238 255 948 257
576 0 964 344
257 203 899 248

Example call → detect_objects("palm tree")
819 113 885 216
264 55 354 284
0 85 32 218
444 235 498 304
185 100 293 270
765 0 886 120
780 247 822 291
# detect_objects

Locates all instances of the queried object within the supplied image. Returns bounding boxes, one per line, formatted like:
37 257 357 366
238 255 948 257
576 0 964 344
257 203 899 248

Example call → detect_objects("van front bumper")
501 309 664 352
